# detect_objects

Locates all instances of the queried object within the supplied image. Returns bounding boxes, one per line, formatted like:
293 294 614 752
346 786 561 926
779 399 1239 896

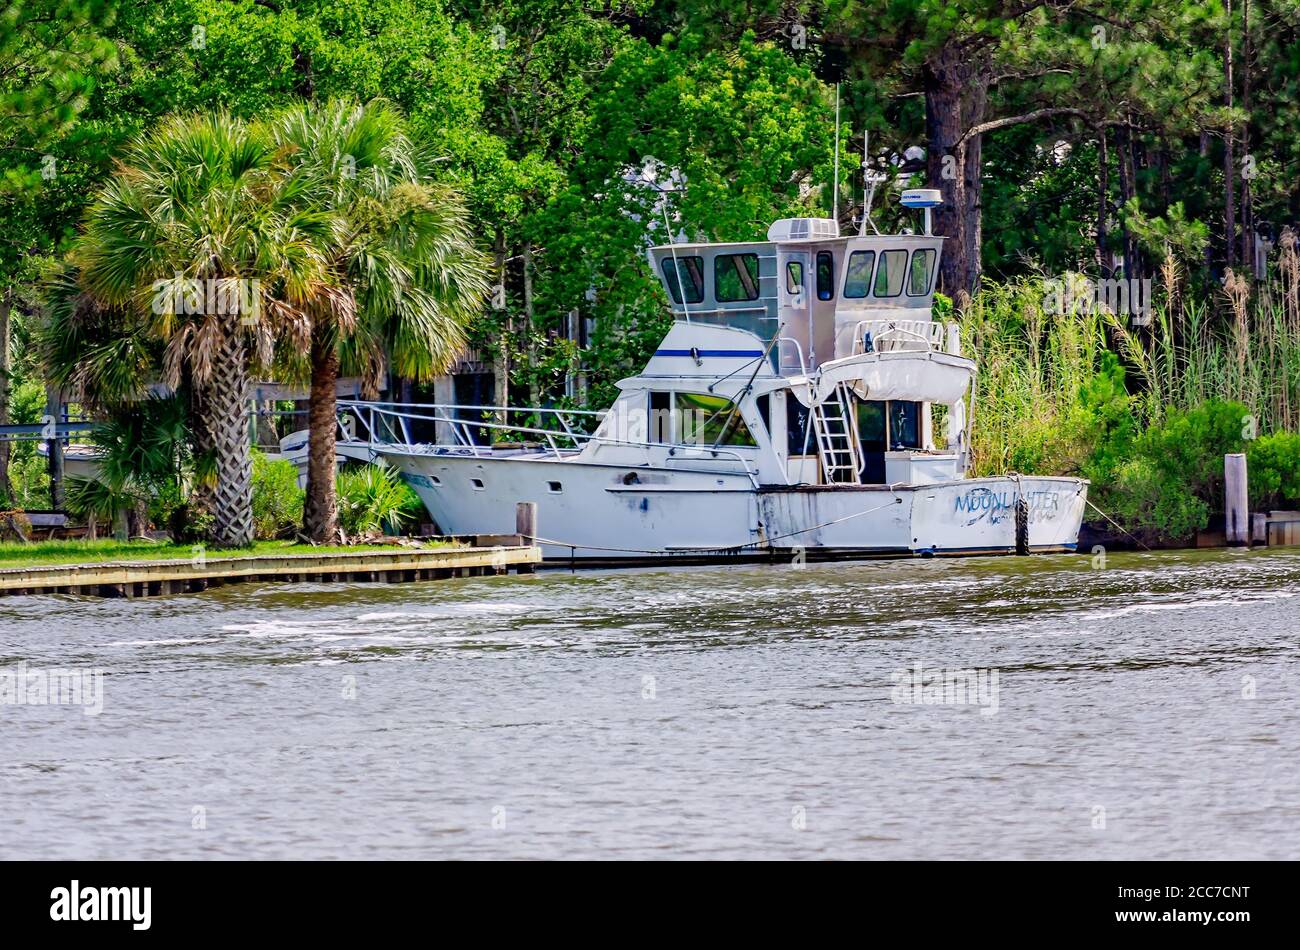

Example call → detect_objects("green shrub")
396 476 428 528
251 449 304 539
1247 431 1300 510
1077 352 1139 487
337 463 424 536
1107 456 1210 544
1102 399 1250 542
2 453 51 509
64 475 144 539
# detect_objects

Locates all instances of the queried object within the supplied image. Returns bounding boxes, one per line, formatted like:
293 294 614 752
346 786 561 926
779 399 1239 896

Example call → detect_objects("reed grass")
961 236 1300 480
959 277 1111 478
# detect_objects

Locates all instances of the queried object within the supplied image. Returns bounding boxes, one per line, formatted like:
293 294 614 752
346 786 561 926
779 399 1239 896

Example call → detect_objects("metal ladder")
811 381 861 484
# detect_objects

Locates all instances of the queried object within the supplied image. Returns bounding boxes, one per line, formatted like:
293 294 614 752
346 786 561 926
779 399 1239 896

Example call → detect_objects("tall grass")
962 235 1300 480
1114 273 1300 433
958 277 1111 478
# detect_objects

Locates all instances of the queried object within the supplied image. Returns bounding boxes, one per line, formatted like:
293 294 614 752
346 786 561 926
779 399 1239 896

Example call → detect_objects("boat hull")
375 448 1087 562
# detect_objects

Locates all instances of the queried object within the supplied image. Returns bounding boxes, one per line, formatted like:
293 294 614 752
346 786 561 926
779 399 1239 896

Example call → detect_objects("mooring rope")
1083 497 1152 551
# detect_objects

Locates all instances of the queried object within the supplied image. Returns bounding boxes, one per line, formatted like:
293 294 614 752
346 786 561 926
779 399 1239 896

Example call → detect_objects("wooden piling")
1225 453 1249 546
516 502 538 573
1252 512 1268 546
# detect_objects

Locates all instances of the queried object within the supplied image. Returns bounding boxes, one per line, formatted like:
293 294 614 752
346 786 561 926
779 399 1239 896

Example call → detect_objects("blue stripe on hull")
654 349 765 358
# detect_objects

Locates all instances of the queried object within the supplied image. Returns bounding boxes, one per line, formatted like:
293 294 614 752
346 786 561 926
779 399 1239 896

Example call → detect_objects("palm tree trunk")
303 325 340 543
204 319 254 547
523 242 539 406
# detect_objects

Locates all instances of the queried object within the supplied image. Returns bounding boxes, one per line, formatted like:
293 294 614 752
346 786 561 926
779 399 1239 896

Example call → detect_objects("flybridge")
647 215 944 373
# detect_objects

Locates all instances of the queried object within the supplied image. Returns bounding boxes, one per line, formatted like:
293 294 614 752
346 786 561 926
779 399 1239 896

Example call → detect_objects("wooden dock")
0 544 542 598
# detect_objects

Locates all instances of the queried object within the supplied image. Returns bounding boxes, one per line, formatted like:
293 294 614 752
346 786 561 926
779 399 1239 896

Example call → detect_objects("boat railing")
852 319 954 355
777 336 808 375
338 400 601 451
337 400 761 487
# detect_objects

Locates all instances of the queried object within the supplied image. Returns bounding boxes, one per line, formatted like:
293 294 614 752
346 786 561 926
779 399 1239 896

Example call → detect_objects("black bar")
0 860 1286 938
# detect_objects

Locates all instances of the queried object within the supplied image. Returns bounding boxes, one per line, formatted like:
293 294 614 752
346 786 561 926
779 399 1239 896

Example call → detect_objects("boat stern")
909 476 1088 555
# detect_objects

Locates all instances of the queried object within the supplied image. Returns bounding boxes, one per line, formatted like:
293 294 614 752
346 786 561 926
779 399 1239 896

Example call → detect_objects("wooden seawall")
0 545 542 599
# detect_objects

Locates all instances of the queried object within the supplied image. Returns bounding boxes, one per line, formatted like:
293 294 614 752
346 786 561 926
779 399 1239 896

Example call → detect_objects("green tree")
0 0 118 195
530 28 839 405
1 0 118 497
44 111 331 546
269 98 488 542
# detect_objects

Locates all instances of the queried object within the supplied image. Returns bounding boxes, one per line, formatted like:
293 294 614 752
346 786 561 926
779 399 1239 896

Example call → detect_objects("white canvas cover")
790 351 975 406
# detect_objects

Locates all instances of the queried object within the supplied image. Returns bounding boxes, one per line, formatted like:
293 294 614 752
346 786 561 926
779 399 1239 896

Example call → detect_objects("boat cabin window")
785 261 803 294
675 392 756 447
815 251 835 300
908 248 937 296
661 256 704 304
856 401 887 482
857 399 923 459
857 400 886 445
649 391 672 443
714 253 761 302
843 250 876 299
787 399 812 456
873 249 908 297
889 400 921 449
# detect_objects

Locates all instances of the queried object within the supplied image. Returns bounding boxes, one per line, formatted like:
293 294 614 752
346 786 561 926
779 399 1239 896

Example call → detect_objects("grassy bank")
0 538 448 570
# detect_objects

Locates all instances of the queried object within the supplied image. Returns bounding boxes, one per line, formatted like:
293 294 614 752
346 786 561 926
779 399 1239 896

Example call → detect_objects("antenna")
832 84 840 225
660 198 692 324
860 131 885 236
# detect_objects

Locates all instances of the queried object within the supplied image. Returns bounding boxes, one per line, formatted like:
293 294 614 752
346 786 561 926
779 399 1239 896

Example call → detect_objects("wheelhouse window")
661 256 704 304
815 251 835 300
785 260 804 294
873 249 908 298
908 248 937 296
675 392 756 447
714 253 761 302
843 250 876 299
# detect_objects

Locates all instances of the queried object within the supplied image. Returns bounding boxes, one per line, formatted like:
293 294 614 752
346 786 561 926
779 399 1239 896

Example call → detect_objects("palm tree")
48 112 329 547
269 99 489 542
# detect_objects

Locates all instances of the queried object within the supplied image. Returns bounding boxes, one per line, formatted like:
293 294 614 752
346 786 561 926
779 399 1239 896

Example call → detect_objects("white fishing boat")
335 192 1088 561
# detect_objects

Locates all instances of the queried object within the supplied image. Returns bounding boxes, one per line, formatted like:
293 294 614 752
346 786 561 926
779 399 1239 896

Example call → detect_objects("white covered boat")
336 198 1087 561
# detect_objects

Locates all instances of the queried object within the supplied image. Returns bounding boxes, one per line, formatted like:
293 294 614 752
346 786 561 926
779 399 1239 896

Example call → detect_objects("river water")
2 548 1298 860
